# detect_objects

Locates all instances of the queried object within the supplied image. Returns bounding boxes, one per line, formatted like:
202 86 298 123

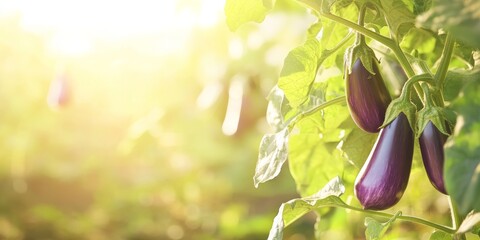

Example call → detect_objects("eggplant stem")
354 4 368 45
339 204 456 234
449 197 466 239
287 96 346 129
435 33 455 92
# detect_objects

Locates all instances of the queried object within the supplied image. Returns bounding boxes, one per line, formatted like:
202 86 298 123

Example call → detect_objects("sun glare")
0 0 224 56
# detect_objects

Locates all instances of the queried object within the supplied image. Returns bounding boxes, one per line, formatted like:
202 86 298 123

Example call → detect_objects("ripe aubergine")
354 113 414 210
346 58 392 133
419 121 448 194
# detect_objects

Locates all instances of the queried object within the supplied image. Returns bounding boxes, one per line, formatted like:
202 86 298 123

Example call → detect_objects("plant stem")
449 197 466 239
340 204 456 234
322 13 393 51
390 44 425 99
322 31 354 60
287 96 346 129
403 73 434 89
320 13 415 76
390 45 416 78
355 4 368 44
434 33 455 91
449 197 460 229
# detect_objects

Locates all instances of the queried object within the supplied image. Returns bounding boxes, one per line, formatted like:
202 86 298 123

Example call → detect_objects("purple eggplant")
419 121 448 194
346 58 392 133
47 74 70 109
354 113 413 210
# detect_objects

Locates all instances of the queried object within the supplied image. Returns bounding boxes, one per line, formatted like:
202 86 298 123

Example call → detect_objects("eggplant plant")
226 0 480 239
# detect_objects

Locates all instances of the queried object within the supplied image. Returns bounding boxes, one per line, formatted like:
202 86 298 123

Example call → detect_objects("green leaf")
399 28 439 65
266 86 292 131
340 124 377 167
267 177 346 240
413 0 432 15
321 0 354 14
278 39 322 108
263 0 276 9
379 0 415 41
296 0 322 14
364 218 385 240
307 20 323 39
364 212 401 240
319 11 353 50
443 68 480 102
454 43 475 68
254 128 290 188
224 0 271 31
429 231 452 240
258 86 345 188
445 79 480 216
417 0 480 48
457 211 480 234
267 82 330 131
288 104 349 196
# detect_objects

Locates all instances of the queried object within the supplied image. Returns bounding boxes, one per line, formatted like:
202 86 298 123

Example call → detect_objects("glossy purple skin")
346 59 392 133
354 113 414 210
419 122 448 194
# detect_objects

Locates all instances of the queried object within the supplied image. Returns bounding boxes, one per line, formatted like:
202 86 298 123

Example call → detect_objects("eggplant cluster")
347 58 448 210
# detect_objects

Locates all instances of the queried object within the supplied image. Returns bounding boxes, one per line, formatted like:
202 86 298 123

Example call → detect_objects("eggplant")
354 113 413 210
419 121 448 194
346 58 392 133
47 75 70 108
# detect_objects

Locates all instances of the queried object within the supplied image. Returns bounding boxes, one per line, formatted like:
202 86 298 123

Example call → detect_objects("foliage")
226 0 480 239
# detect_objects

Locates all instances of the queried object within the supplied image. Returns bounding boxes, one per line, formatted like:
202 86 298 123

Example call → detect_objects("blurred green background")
0 1 454 239
0 1 318 239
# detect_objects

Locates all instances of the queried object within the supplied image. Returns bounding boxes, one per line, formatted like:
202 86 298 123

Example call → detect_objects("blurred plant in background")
0 0 323 239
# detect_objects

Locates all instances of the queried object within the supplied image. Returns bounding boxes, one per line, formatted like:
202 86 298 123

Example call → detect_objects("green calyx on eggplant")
345 55 392 133
354 113 414 210
419 121 449 194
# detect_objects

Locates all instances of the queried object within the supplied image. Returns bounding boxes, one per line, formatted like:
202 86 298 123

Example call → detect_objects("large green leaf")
256 85 342 188
417 0 480 48
224 0 272 31
445 79 480 216
379 0 415 41
429 231 452 240
443 68 480 102
267 177 346 240
413 0 432 15
254 128 290 188
457 211 480 234
266 86 293 131
364 212 400 240
340 124 377 167
278 39 322 108
288 104 350 196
